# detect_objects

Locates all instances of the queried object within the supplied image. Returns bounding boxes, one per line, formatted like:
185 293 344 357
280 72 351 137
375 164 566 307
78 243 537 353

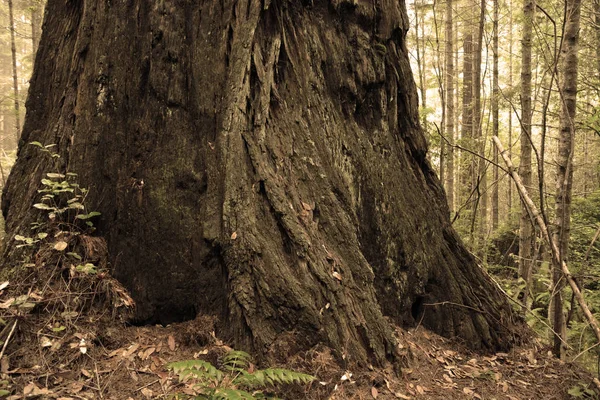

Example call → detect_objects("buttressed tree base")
2 0 517 365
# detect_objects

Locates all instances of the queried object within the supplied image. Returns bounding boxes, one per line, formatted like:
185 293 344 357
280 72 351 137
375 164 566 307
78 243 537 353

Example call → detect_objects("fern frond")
259 368 315 386
168 359 224 383
222 350 252 372
212 388 257 400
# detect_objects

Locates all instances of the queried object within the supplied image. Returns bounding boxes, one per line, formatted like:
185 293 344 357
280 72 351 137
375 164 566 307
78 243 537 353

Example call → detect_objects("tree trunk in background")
519 0 535 309
454 17 460 215
413 0 427 113
552 0 581 358
460 16 474 235
1 0 517 364
491 0 499 230
8 0 21 142
507 1 513 215
444 0 455 213
595 0 600 74
31 1 43 55
473 0 486 246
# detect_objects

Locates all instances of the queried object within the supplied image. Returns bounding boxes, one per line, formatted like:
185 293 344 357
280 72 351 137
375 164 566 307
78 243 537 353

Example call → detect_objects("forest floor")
2 310 597 400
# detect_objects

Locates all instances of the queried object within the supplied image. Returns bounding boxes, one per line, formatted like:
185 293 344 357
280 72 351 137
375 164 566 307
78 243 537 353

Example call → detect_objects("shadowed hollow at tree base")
1 0 520 365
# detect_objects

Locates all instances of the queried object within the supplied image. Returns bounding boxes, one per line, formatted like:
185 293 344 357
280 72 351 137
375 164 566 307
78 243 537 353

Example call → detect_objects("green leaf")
67 252 82 260
29 141 44 148
46 173 65 179
66 172 78 177
68 202 85 210
0 390 10 396
76 263 97 275
33 203 55 210
76 211 101 220
14 235 28 241
37 233 48 239
52 326 66 333
568 386 583 397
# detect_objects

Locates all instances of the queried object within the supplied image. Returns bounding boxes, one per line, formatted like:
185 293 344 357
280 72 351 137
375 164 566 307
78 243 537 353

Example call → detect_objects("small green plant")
12 143 103 276
568 382 598 398
168 350 315 399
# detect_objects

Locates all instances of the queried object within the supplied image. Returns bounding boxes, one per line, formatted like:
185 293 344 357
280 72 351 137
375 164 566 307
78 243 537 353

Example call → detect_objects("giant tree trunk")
2 0 516 365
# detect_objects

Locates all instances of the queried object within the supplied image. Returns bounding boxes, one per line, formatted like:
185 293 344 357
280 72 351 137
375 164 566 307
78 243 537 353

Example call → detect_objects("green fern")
168 350 315 400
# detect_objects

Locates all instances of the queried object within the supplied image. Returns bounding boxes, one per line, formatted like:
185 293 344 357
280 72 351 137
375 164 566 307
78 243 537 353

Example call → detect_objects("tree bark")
460 22 474 233
491 0 499 230
473 0 486 246
444 0 454 214
507 0 513 214
8 0 21 142
2 0 517 365
552 0 581 358
31 0 43 55
519 0 535 309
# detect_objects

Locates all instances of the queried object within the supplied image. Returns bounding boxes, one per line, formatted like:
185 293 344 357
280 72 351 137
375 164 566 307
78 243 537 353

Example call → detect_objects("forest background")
0 0 598 374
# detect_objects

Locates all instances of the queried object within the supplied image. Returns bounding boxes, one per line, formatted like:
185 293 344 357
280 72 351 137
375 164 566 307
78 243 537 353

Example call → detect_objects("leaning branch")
492 136 600 347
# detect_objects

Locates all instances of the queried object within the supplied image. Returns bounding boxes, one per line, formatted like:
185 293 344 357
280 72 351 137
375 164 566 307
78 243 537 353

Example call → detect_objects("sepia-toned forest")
0 0 597 398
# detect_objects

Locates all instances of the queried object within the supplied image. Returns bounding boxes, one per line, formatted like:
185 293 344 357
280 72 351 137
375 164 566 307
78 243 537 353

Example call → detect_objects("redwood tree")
1 0 517 365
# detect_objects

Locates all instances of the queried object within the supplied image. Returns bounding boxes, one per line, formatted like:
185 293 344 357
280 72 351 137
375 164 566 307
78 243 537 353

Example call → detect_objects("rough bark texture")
2 0 516 365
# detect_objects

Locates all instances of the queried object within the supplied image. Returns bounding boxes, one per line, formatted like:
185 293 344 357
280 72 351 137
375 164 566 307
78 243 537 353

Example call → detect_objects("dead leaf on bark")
230 232 237 240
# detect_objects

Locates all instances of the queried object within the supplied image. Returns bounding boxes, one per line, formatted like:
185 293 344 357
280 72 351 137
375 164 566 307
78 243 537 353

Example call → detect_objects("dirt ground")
1 309 597 400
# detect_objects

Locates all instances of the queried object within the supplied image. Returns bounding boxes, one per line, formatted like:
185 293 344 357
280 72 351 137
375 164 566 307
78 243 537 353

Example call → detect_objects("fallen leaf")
395 393 411 399
463 387 474 395
123 343 140 358
1 356 9 373
140 388 153 398
140 347 155 360
416 385 425 395
23 383 35 396
79 338 87 354
54 241 68 251
340 372 352 381
371 387 378 398
168 335 176 351
230 232 237 240
81 369 93 378
0 281 9 291
40 336 53 348
70 382 84 393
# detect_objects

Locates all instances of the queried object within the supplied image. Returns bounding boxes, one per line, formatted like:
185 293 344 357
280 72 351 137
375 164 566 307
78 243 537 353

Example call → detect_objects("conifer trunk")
552 0 581 358
2 0 517 364
519 0 535 309
8 0 21 142
444 0 455 214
